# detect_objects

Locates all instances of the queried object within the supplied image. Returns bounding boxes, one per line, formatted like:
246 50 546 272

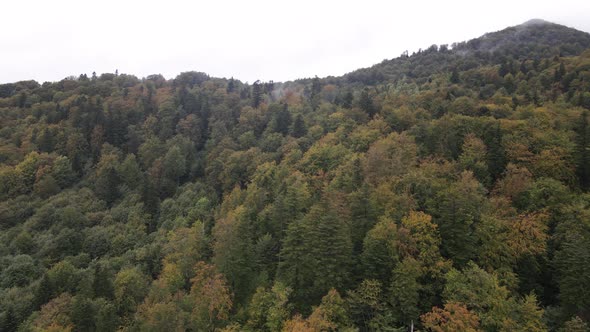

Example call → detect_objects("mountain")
342 19 590 85
1 20 590 332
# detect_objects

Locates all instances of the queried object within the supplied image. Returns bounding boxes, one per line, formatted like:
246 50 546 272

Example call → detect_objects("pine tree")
431 172 485 267
310 202 353 297
278 219 313 308
361 217 398 283
273 104 292 136
0 307 18 332
71 296 97 331
341 91 354 109
390 258 422 327
252 80 263 108
450 67 460 84
227 77 236 93
310 76 322 111
575 111 590 191
483 123 506 182
359 88 377 117
34 274 54 309
279 201 353 309
291 114 307 138
95 165 120 205
93 264 114 299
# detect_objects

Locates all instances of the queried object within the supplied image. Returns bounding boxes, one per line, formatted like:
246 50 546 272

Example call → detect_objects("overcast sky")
2 0 590 84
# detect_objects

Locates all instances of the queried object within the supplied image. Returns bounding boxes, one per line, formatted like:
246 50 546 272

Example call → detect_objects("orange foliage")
421 302 481 332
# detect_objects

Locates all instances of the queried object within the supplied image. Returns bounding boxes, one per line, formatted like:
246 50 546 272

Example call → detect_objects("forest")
1 20 590 331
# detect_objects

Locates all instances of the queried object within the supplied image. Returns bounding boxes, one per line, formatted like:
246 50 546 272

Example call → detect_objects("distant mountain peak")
521 18 552 26
343 19 590 85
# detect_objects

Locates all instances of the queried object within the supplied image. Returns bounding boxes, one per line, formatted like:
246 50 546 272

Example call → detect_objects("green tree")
390 257 422 327
252 80 264 108
118 154 142 189
430 171 486 266
279 201 353 308
114 267 149 315
34 274 54 309
575 111 590 191
459 134 490 187
70 296 97 332
291 114 307 138
361 216 399 283
443 262 514 331
95 163 120 205
245 282 292 332
163 145 186 184
358 88 377 117
92 263 114 300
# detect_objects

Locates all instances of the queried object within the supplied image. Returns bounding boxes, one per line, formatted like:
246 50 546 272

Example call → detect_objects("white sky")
2 0 589 84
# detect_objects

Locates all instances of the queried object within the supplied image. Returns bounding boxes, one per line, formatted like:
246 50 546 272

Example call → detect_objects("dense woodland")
1 20 590 331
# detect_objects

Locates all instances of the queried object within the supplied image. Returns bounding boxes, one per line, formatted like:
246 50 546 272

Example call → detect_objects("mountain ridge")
341 19 590 85
3 19 590 89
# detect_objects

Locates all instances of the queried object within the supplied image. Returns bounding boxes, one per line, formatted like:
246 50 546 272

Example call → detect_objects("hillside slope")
1 20 590 332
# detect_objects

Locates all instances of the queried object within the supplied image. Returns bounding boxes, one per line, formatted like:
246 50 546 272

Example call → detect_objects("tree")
92 263 114 300
270 103 292 136
0 307 19 332
443 262 514 331
430 171 486 266
358 88 377 117
307 289 352 331
483 122 506 182
246 282 292 332
341 91 354 109
363 132 417 186
34 274 54 309
390 257 422 327
450 67 461 84
291 114 307 138
310 76 322 111
575 111 590 191
163 222 207 284
421 302 481 332
346 279 388 331
282 288 353 332
278 198 354 308
30 293 74 331
252 80 264 108
163 145 186 184
559 316 588 332
1 254 41 288
114 267 149 315
70 296 97 332
398 211 446 270
47 261 79 295
50 156 75 188
213 206 255 304
118 154 142 189
501 294 547 332
278 218 313 308
189 261 233 331
361 216 399 283
33 174 60 198
95 162 120 205
554 228 590 318
458 134 490 187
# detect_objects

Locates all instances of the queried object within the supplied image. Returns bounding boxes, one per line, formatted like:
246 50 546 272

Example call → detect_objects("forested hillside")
1 20 590 331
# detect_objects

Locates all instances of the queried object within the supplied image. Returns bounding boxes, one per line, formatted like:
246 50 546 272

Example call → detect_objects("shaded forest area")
1 20 590 331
